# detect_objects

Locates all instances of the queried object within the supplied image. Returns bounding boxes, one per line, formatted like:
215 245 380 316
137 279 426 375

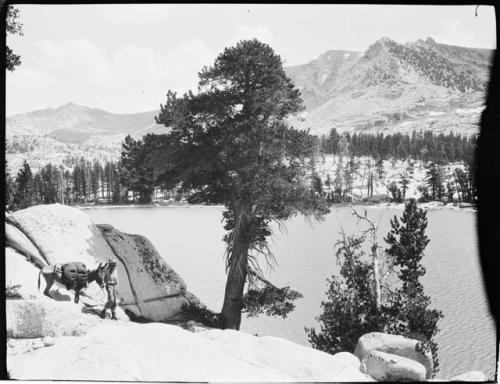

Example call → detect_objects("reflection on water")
84 205 496 379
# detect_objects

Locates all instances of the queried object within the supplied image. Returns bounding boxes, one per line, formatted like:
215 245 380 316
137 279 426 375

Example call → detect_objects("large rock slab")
7 336 63 356
8 204 200 321
7 323 374 381
355 332 433 379
5 221 48 268
5 248 43 299
6 299 103 338
449 371 488 381
9 204 116 266
360 350 427 381
199 329 373 382
97 224 192 321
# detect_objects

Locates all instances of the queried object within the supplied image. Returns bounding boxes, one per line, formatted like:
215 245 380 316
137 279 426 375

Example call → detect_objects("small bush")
181 303 221 328
123 308 150 323
6 284 22 300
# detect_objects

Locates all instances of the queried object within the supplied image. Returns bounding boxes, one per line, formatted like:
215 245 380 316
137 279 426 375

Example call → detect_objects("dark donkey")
38 262 109 303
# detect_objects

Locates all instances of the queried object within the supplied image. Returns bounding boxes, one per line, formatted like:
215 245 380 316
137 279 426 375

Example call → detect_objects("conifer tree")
104 161 115 201
399 172 410 200
5 161 16 210
308 200 442 376
92 160 103 200
324 173 332 193
33 173 43 204
13 161 35 210
312 173 323 196
120 135 156 203
425 162 443 201
153 39 329 329
384 199 442 371
40 163 61 204
72 164 84 202
6 6 23 71
63 169 73 203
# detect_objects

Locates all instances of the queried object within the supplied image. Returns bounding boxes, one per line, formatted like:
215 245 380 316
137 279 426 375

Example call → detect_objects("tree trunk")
220 235 249 330
220 203 251 331
372 243 382 311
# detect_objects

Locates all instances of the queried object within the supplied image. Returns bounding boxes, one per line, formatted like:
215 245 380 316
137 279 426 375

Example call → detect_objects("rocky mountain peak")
426 37 437 46
284 37 491 136
375 36 395 45
410 37 438 50
364 37 396 58
56 102 83 111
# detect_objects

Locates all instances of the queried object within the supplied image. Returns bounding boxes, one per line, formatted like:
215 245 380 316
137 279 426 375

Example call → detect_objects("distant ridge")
7 37 493 143
7 103 163 143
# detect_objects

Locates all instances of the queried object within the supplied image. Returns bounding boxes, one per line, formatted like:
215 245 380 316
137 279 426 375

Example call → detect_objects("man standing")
100 258 119 320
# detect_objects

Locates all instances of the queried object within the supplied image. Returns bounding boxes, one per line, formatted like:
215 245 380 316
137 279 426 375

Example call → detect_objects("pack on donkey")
38 261 109 304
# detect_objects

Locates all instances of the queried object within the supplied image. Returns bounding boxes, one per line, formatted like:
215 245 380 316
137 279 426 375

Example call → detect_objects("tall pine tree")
153 39 329 329
13 161 35 210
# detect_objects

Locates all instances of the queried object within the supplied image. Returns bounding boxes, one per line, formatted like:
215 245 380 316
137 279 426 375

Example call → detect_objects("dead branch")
351 207 382 310
247 266 279 290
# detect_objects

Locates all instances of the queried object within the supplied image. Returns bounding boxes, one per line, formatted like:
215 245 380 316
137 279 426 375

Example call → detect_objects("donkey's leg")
43 274 54 299
74 289 80 304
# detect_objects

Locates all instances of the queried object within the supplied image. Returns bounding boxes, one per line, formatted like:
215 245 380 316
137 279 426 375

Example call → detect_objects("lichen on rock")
133 234 184 287
98 224 192 321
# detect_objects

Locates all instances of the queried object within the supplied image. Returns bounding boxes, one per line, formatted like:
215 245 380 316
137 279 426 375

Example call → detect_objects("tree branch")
352 207 377 232
247 266 279 289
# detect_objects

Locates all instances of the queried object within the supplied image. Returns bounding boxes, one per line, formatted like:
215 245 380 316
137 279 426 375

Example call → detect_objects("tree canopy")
120 135 156 203
13 161 35 210
152 39 329 328
6 6 23 71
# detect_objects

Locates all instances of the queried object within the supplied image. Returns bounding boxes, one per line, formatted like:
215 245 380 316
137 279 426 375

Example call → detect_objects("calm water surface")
84 205 496 379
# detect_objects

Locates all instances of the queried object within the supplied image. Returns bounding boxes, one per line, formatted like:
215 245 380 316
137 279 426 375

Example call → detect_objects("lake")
84 205 496 379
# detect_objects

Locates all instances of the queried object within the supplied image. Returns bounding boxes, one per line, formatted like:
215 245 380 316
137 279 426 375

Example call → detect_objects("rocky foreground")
8 314 369 381
5 204 489 381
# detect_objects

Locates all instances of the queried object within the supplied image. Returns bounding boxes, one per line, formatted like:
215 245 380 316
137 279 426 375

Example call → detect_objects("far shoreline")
73 200 477 212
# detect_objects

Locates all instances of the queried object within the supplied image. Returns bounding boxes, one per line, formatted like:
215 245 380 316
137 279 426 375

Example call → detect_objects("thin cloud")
433 19 482 48
95 4 170 24
6 37 214 115
6 4 496 114
227 25 275 47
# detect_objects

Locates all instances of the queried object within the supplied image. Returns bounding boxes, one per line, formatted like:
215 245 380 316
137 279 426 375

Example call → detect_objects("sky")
6 4 497 116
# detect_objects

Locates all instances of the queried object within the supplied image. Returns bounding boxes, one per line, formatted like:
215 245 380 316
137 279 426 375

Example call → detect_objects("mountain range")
6 102 164 143
286 37 492 135
6 36 493 171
